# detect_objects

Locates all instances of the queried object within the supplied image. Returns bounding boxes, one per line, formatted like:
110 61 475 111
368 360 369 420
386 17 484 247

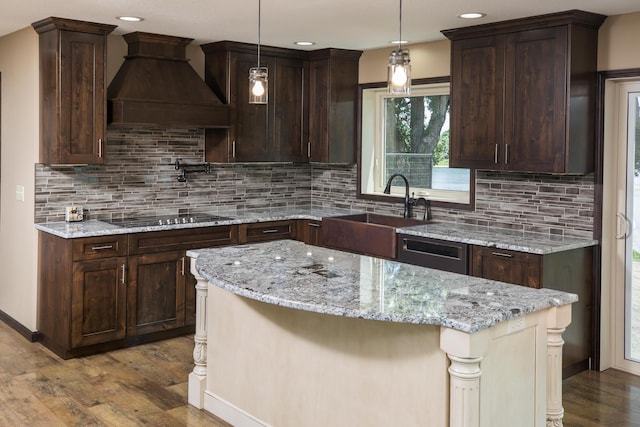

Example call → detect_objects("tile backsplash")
34 127 311 222
34 126 594 239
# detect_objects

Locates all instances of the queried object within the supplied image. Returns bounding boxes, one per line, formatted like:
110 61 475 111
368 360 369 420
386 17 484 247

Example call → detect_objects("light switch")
15 185 25 202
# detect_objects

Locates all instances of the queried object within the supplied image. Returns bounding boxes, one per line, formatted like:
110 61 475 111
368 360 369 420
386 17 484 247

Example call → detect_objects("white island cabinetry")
192 241 574 426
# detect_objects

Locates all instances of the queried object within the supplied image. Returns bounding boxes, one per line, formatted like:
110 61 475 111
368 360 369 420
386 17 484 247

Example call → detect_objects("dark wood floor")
1 320 639 426
563 368 640 426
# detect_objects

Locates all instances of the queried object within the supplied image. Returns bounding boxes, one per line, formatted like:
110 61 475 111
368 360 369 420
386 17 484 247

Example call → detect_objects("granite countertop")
33 207 354 239
34 207 597 254
397 222 597 254
189 240 578 333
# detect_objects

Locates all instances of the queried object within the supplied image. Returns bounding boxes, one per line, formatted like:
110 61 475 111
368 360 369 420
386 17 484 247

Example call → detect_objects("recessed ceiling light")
294 41 315 46
458 12 486 19
117 16 144 22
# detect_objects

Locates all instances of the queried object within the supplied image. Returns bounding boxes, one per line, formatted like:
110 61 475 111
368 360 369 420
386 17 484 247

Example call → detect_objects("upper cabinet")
201 42 361 164
308 49 362 163
443 10 606 174
32 17 116 165
201 42 307 163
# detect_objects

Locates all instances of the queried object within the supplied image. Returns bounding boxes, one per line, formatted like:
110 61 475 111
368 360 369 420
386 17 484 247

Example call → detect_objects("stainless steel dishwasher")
397 234 468 274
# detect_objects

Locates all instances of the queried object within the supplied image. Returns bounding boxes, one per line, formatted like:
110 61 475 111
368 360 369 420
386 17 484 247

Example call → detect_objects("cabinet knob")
504 144 509 165
98 138 104 158
121 263 126 284
494 144 499 164
232 140 236 158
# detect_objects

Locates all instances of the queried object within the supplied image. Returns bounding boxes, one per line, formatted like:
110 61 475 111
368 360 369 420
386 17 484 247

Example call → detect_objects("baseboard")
563 358 590 379
0 310 42 342
204 391 271 427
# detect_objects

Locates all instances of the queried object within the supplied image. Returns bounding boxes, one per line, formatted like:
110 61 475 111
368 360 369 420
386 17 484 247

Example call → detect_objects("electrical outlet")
15 185 24 202
508 317 525 334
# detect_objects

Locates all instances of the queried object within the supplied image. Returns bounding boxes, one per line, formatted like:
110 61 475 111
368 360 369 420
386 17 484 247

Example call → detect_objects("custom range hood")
108 32 229 128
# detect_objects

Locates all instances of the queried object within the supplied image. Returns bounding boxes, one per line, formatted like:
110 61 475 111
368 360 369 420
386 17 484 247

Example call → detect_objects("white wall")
359 39 450 83
598 12 640 71
0 27 39 330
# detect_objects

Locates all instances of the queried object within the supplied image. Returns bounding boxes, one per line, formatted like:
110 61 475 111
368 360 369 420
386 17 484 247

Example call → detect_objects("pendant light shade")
249 67 268 104
388 0 411 94
249 0 268 104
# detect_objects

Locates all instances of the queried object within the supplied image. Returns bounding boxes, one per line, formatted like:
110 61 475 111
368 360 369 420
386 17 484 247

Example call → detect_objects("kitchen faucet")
413 196 432 221
383 173 431 221
383 173 412 218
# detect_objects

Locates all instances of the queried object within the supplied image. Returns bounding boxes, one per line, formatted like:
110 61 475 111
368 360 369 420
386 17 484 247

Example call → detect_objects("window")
359 79 472 206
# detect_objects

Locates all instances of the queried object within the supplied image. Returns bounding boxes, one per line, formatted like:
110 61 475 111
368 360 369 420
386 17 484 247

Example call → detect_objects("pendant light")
388 0 411 94
249 0 268 104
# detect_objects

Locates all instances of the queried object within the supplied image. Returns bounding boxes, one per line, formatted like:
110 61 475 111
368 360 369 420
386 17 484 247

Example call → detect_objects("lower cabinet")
38 225 236 359
71 256 127 348
470 246 541 288
296 219 323 246
239 220 296 243
127 251 187 336
470 244 594 377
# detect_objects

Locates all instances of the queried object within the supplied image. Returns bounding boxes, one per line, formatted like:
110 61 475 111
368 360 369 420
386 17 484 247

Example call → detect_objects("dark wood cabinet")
37 225 237 359
71 256 127 347
32 17 116 165
444 10 605 173
127 251 187 336
201 42 306 163
308 49 362 164
296 219 324 246
470 244 594 377
470 246 541 288
202 42 361 164
239 220 296 243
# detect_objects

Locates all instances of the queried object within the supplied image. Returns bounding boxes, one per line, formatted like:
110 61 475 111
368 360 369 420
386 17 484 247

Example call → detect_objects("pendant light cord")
398 0 402 51
257 0 261 68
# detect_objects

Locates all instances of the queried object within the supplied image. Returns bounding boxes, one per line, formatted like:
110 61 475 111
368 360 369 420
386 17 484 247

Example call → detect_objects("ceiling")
2 0 639 51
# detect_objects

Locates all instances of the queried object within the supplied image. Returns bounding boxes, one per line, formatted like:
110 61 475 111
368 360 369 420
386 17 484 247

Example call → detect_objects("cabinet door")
127 251 187 336
273 57 306 162
71 257 127 347
504 27 567 172
297 219 323 246
470 246 541 288
58 30 107 164
308 59 330 162
449 35 505 169
308 53 359 163
230 52 271 161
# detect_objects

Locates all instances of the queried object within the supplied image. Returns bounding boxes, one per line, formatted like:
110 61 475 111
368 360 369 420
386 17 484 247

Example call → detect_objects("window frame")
357 76 475 211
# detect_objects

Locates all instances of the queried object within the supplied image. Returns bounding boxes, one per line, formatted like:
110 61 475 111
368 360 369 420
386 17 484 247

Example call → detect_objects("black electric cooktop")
107 214 231 227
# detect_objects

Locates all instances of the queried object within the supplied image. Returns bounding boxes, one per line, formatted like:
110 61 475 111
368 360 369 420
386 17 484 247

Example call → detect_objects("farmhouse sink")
321 213 430 259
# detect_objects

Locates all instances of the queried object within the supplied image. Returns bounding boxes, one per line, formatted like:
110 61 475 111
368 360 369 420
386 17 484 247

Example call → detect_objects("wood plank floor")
0 321 229 426
1 320 639 426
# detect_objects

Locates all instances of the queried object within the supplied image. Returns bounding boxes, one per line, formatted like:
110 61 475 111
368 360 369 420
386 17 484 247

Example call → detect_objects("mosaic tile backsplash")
34 127 594 239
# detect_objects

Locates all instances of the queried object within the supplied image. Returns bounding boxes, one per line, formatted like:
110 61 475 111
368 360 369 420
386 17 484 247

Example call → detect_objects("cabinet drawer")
129 225 238 255
239 221 296 243
470 246 541 288
72 235 128 261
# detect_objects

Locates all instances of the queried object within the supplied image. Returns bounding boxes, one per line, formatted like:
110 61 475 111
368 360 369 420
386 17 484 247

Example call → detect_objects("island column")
188 256 208 409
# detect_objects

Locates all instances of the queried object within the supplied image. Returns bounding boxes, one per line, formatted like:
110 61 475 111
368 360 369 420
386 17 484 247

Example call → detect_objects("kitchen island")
188 240 577 427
